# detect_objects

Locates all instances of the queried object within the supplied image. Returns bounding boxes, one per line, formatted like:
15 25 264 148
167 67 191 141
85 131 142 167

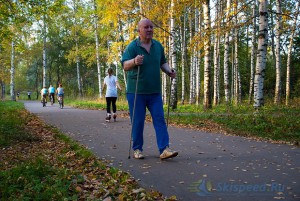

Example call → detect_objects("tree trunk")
0 81 5 101
254 0 268 108
181 9 186 105
195 8 201 105
10 41 16 101
42 15 47 88
223 0 231 103
93 0 102 98
213 1 220 106
249 0 257 104
170 0 177 109
203 0 212 109
233 0 240 105
73 0 82 97
189 8 195 104
274 0 282 104
76 39 82 97
286 1 299 105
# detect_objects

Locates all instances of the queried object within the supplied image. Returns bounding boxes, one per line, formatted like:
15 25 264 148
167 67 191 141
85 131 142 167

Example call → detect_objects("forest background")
0 0 300 109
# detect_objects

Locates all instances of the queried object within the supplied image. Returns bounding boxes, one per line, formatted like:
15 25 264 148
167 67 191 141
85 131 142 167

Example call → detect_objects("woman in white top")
103 68 122 122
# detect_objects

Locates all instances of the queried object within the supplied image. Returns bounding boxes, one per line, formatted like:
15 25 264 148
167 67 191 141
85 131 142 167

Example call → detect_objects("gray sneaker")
133 149 144 159
160 148 178 160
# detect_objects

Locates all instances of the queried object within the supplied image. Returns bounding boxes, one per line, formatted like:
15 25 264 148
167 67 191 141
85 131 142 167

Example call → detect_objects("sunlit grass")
0 101 37 147
0 158 76 200
65 97 129 111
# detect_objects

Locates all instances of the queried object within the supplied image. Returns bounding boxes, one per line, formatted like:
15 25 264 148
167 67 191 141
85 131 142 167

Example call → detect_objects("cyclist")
56 83 64 107
48 85 55 104
40 86 48 103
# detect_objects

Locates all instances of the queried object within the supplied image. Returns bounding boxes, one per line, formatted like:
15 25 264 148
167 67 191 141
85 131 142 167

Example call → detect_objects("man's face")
138 20 153 41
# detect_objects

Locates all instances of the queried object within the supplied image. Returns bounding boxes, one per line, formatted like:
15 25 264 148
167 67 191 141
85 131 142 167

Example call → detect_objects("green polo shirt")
122 38 167 94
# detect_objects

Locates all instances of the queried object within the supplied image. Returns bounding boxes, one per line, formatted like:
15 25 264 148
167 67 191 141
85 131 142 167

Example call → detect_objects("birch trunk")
139 0 143 18
73 0 82 97
181 9 186 105
93 0 102 98
189 8 195 104
254 0 268 108
274 0 282 104
270 11 276 69
10 41 16 101
195 8 201 105
286 2 299 105
213 1 220 106
203 0 212 109
249 0 257 103
170 0 177 109
233 0 239 105
75 37 82 96
223 0 231 103
42 15 47 88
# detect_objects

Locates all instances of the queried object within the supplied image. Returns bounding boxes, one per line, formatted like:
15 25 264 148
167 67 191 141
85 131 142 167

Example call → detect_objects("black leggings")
106 97 117 114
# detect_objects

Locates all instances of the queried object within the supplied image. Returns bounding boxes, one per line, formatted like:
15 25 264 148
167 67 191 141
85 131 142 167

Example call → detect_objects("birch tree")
274 0 282 104
254 0 268 108
170 0 177 109
181 9 187 105
195 7 201 105
189 8 196 104
249 0 257 103
203 0 212 109
93 0 102 98
213 0 221 106
233 0 240 105
10 41 16 101
73 0 83 97
286 1 299 105
223 0 231 103
42 14 47 88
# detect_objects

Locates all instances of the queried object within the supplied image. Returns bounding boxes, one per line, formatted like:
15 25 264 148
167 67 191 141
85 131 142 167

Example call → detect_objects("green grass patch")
0 101 37 147
0 158 77 201
66 98 129 111
169 104 300 144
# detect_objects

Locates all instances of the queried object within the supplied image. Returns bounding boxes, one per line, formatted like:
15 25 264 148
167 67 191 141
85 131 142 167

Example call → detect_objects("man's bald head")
137 18 153 31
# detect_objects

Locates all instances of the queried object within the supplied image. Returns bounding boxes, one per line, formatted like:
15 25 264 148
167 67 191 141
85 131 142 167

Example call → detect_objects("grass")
0 101 37 147
0 158 76 200
170 103 300 144
0 101 173 200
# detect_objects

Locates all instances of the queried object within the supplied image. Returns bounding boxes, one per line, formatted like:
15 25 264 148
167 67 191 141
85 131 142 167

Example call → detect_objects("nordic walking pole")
128 65 140 159
166 70 174 128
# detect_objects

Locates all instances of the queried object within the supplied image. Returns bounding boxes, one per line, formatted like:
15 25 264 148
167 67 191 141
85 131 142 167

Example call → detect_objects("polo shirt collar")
136 37 155 47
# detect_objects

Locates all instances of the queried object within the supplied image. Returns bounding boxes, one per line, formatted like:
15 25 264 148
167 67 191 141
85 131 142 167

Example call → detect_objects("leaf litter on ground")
0 110 176 201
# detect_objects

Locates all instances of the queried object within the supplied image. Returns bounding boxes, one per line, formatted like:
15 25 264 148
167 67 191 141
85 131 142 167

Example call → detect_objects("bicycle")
50 94 54 105
58 96 64 109
42 95 47 107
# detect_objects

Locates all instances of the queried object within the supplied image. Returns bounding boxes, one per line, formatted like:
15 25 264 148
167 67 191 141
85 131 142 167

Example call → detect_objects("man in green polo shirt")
122 18 178 160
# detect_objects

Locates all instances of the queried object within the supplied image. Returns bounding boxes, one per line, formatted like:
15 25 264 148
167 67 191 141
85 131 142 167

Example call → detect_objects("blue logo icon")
188 178 213 196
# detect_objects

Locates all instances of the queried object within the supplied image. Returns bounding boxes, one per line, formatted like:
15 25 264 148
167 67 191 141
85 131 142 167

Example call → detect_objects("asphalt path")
23 101 300 201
